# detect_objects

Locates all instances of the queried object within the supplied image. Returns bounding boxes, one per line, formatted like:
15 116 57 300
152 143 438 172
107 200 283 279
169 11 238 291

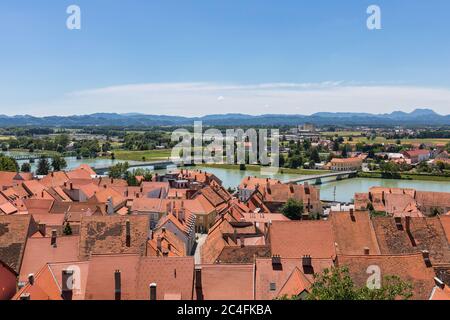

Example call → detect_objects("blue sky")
0 0 449 116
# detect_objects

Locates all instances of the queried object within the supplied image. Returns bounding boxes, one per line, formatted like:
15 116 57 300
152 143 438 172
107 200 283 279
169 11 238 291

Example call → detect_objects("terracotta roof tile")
269 221 336 259
79 215 150 260
195 264 254 300
337 254 436 300
255 257 333 300
84 255 194 300
19 236 80 282
217 245 271 264
372 217 450 264
0 215 37 273
330 211 381 255
439 216 450 244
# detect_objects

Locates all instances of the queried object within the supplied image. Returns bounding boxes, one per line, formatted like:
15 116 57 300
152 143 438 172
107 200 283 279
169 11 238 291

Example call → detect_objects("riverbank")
105 149 172 162
358 171 450 182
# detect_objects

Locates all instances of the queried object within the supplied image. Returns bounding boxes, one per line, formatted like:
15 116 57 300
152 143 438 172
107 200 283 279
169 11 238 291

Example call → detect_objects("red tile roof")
255 257 333 300
337 253 436 300
19 236 80 282
372 217 450 264
439 216 450 244
330 211 381 255
79 215 150 260
269 221 336 259
195 264 254 300
84 255 194 300
0 215 38 273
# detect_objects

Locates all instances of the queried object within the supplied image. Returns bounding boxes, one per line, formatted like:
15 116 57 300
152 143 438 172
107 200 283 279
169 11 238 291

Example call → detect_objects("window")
269 283 276 291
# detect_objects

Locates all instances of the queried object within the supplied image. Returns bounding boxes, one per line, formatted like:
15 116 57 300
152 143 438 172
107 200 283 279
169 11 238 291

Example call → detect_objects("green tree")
307 266 413 300
379 162 400 178
36 157 51 175
20 162 31 173
342 145 349 158
51 155 67 171
54 134 70 149
109 162 129 179
0 155 19 172
102 142 112 153
288 155 303 169
63 223 73 236
310 148 321 164
281 198 304 220
125 172 139 187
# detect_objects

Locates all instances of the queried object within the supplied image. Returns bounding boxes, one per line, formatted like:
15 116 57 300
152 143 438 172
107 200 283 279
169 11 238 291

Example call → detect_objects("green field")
347 137 450 146
111 149 172 161
320 131 363 137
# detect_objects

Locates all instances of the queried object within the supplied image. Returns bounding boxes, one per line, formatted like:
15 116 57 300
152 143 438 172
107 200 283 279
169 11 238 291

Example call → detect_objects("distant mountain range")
0 109 448 127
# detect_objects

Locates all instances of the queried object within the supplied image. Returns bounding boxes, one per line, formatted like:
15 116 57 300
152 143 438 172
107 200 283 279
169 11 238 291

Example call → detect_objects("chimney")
107 197 114 215
157 235 162 251
149 283 157 300
195 267 203 300
179 208 185 221
272 255 282 268
364 247 370 255
28 274 35 285
61 270 74 300
422 250 432 267
239 235 245 248
394 217 403 230
20 293 31 300
304 182 310 195
350 209 355 222
405 216 411 232
302 255 313 274
51 229 57 247
70 183 73 190
302 255 312 268
114 270 121 300
289 184 294 194
233 229 237 243
126 220 131 247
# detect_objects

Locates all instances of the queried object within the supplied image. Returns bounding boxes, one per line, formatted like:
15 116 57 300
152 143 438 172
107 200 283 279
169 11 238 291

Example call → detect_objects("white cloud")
10 82 450 116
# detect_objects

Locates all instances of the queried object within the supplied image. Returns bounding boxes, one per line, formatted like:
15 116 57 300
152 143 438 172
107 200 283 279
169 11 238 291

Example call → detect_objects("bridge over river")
283 171 357 185
93 160 177 175
7 152 56 161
